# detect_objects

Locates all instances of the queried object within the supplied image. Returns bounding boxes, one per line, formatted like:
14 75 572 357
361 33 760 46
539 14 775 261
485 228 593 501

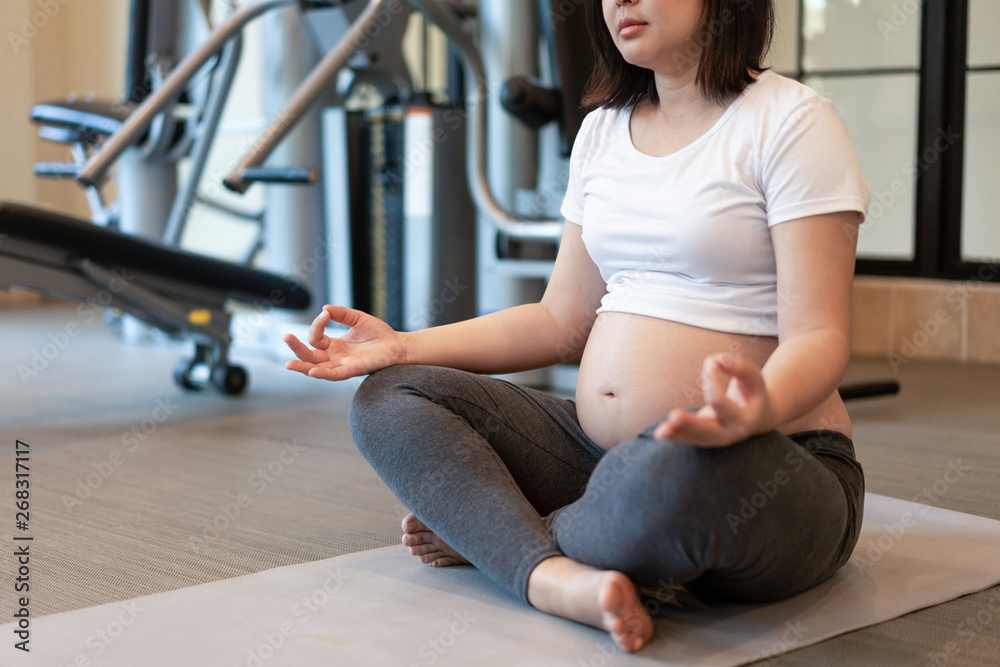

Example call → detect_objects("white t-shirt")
560 70 871 337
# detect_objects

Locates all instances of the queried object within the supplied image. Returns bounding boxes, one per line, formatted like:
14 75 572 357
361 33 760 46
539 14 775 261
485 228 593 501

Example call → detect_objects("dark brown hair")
582 0 775 109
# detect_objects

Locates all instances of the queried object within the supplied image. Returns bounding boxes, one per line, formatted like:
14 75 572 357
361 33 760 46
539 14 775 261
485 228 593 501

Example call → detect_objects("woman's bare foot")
400 513 470 567
527 556 653 653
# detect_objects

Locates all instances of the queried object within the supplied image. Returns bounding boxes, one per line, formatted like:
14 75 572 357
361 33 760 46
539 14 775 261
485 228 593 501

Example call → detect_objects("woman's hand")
653 353 775 447
283 305 407 382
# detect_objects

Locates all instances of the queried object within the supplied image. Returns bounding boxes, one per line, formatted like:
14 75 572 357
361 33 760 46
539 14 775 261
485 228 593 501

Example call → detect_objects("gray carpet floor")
1 306 998 665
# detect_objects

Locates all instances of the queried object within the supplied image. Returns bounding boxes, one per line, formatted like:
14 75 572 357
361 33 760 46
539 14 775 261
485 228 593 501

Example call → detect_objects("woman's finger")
652 410 681 440
307 363 357 382
702 356 729 396
655 406 711 438
325 305 367 329
702 357 740 422
285 359 317 376
283 334 325 363
307 310 332 349
657 411 730 447
719 354 765 398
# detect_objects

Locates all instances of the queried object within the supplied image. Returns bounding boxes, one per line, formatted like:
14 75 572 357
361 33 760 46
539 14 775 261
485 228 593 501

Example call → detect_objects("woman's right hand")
283 305 407 382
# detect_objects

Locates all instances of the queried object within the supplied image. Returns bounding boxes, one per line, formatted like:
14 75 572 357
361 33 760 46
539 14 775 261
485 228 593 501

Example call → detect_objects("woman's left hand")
653 353 775 447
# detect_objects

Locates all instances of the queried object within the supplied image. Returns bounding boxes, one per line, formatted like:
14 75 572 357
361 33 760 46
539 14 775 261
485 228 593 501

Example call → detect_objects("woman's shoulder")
739 70 833 127
572 105 628 158
746 70 825 105
579 105 627 136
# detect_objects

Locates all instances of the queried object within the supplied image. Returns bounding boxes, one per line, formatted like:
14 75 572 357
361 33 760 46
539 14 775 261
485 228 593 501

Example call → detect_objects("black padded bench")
0 202 310 395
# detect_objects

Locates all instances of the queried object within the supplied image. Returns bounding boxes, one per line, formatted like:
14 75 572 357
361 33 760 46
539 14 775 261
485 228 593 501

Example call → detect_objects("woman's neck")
646 70 724 126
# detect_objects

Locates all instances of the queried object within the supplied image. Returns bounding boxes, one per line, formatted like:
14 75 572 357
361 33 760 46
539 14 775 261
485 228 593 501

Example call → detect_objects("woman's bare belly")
576 312 852 450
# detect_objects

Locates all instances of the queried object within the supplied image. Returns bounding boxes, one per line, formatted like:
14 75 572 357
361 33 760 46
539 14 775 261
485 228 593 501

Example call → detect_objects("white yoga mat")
7 493 1000 667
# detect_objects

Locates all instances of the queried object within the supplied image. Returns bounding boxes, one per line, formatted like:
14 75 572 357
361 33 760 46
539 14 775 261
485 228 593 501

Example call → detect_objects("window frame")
785 0 998 281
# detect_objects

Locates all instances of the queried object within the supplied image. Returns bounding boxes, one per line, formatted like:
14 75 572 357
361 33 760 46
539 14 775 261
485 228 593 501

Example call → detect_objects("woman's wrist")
756 384 783 435
396 330 415 367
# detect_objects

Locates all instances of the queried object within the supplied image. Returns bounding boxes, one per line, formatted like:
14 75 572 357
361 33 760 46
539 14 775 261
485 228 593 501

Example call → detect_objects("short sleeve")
760 97 871 227
559 110 599 225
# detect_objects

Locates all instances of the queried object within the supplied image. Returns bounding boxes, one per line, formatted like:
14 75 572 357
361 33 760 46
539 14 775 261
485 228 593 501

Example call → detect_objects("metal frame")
77 0 297 188
80 0 565 244
936 0 1000 280
222 0 392 193
411 0 563 240
163 34 246 246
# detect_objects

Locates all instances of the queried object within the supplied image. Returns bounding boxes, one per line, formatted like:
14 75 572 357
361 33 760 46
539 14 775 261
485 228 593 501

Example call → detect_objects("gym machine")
1 0 583 394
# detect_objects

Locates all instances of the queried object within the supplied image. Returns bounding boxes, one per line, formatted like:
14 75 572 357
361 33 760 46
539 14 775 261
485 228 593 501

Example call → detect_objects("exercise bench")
0 202 310 395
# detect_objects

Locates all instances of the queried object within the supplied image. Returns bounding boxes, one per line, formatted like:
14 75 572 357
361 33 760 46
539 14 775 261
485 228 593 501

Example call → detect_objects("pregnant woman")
284 0 870 652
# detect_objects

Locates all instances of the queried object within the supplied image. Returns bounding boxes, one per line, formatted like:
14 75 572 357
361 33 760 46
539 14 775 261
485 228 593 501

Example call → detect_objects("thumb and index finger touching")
282 305 367 351
322 304 368 329
703 353 765 396
282 305 380 375
308 305 363 348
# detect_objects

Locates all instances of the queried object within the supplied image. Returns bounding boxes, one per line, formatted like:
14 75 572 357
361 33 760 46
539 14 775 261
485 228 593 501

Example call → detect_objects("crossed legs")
349 365 863 650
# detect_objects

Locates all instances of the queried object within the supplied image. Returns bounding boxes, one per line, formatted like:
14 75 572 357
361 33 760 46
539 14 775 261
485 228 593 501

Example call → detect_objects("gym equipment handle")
34 163 80 179
239 167 319 184
501 76 562 130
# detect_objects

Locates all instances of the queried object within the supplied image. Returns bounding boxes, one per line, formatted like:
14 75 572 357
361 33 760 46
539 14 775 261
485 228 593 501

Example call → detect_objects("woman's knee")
350 366 402 424
351 364 448 412
352 364 408 401
581 431 803 533
349 365 431 445
595 434 728 493
569 437 716 540
349 365 471 449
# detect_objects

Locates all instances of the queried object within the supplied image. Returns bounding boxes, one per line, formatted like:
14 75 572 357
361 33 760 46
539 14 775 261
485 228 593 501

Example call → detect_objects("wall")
853 276 1000 367
0 0 126 214
0 0 39 209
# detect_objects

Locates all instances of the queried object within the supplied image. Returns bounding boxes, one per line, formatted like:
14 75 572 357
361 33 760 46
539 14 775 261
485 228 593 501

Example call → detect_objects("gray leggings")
349 365 864 604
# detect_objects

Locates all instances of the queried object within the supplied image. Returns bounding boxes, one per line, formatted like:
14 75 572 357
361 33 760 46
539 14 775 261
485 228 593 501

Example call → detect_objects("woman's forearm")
760 329 851 430
400 302 590 375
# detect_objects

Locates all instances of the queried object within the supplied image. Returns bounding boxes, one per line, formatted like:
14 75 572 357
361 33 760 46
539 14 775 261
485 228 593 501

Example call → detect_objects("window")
962 0 1000 263
769 0 999 280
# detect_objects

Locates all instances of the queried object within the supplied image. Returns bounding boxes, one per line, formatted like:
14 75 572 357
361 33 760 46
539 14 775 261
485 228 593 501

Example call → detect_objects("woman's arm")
285 221 607 381
402 221 606 374
653 210 860 446
756 210 859 428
